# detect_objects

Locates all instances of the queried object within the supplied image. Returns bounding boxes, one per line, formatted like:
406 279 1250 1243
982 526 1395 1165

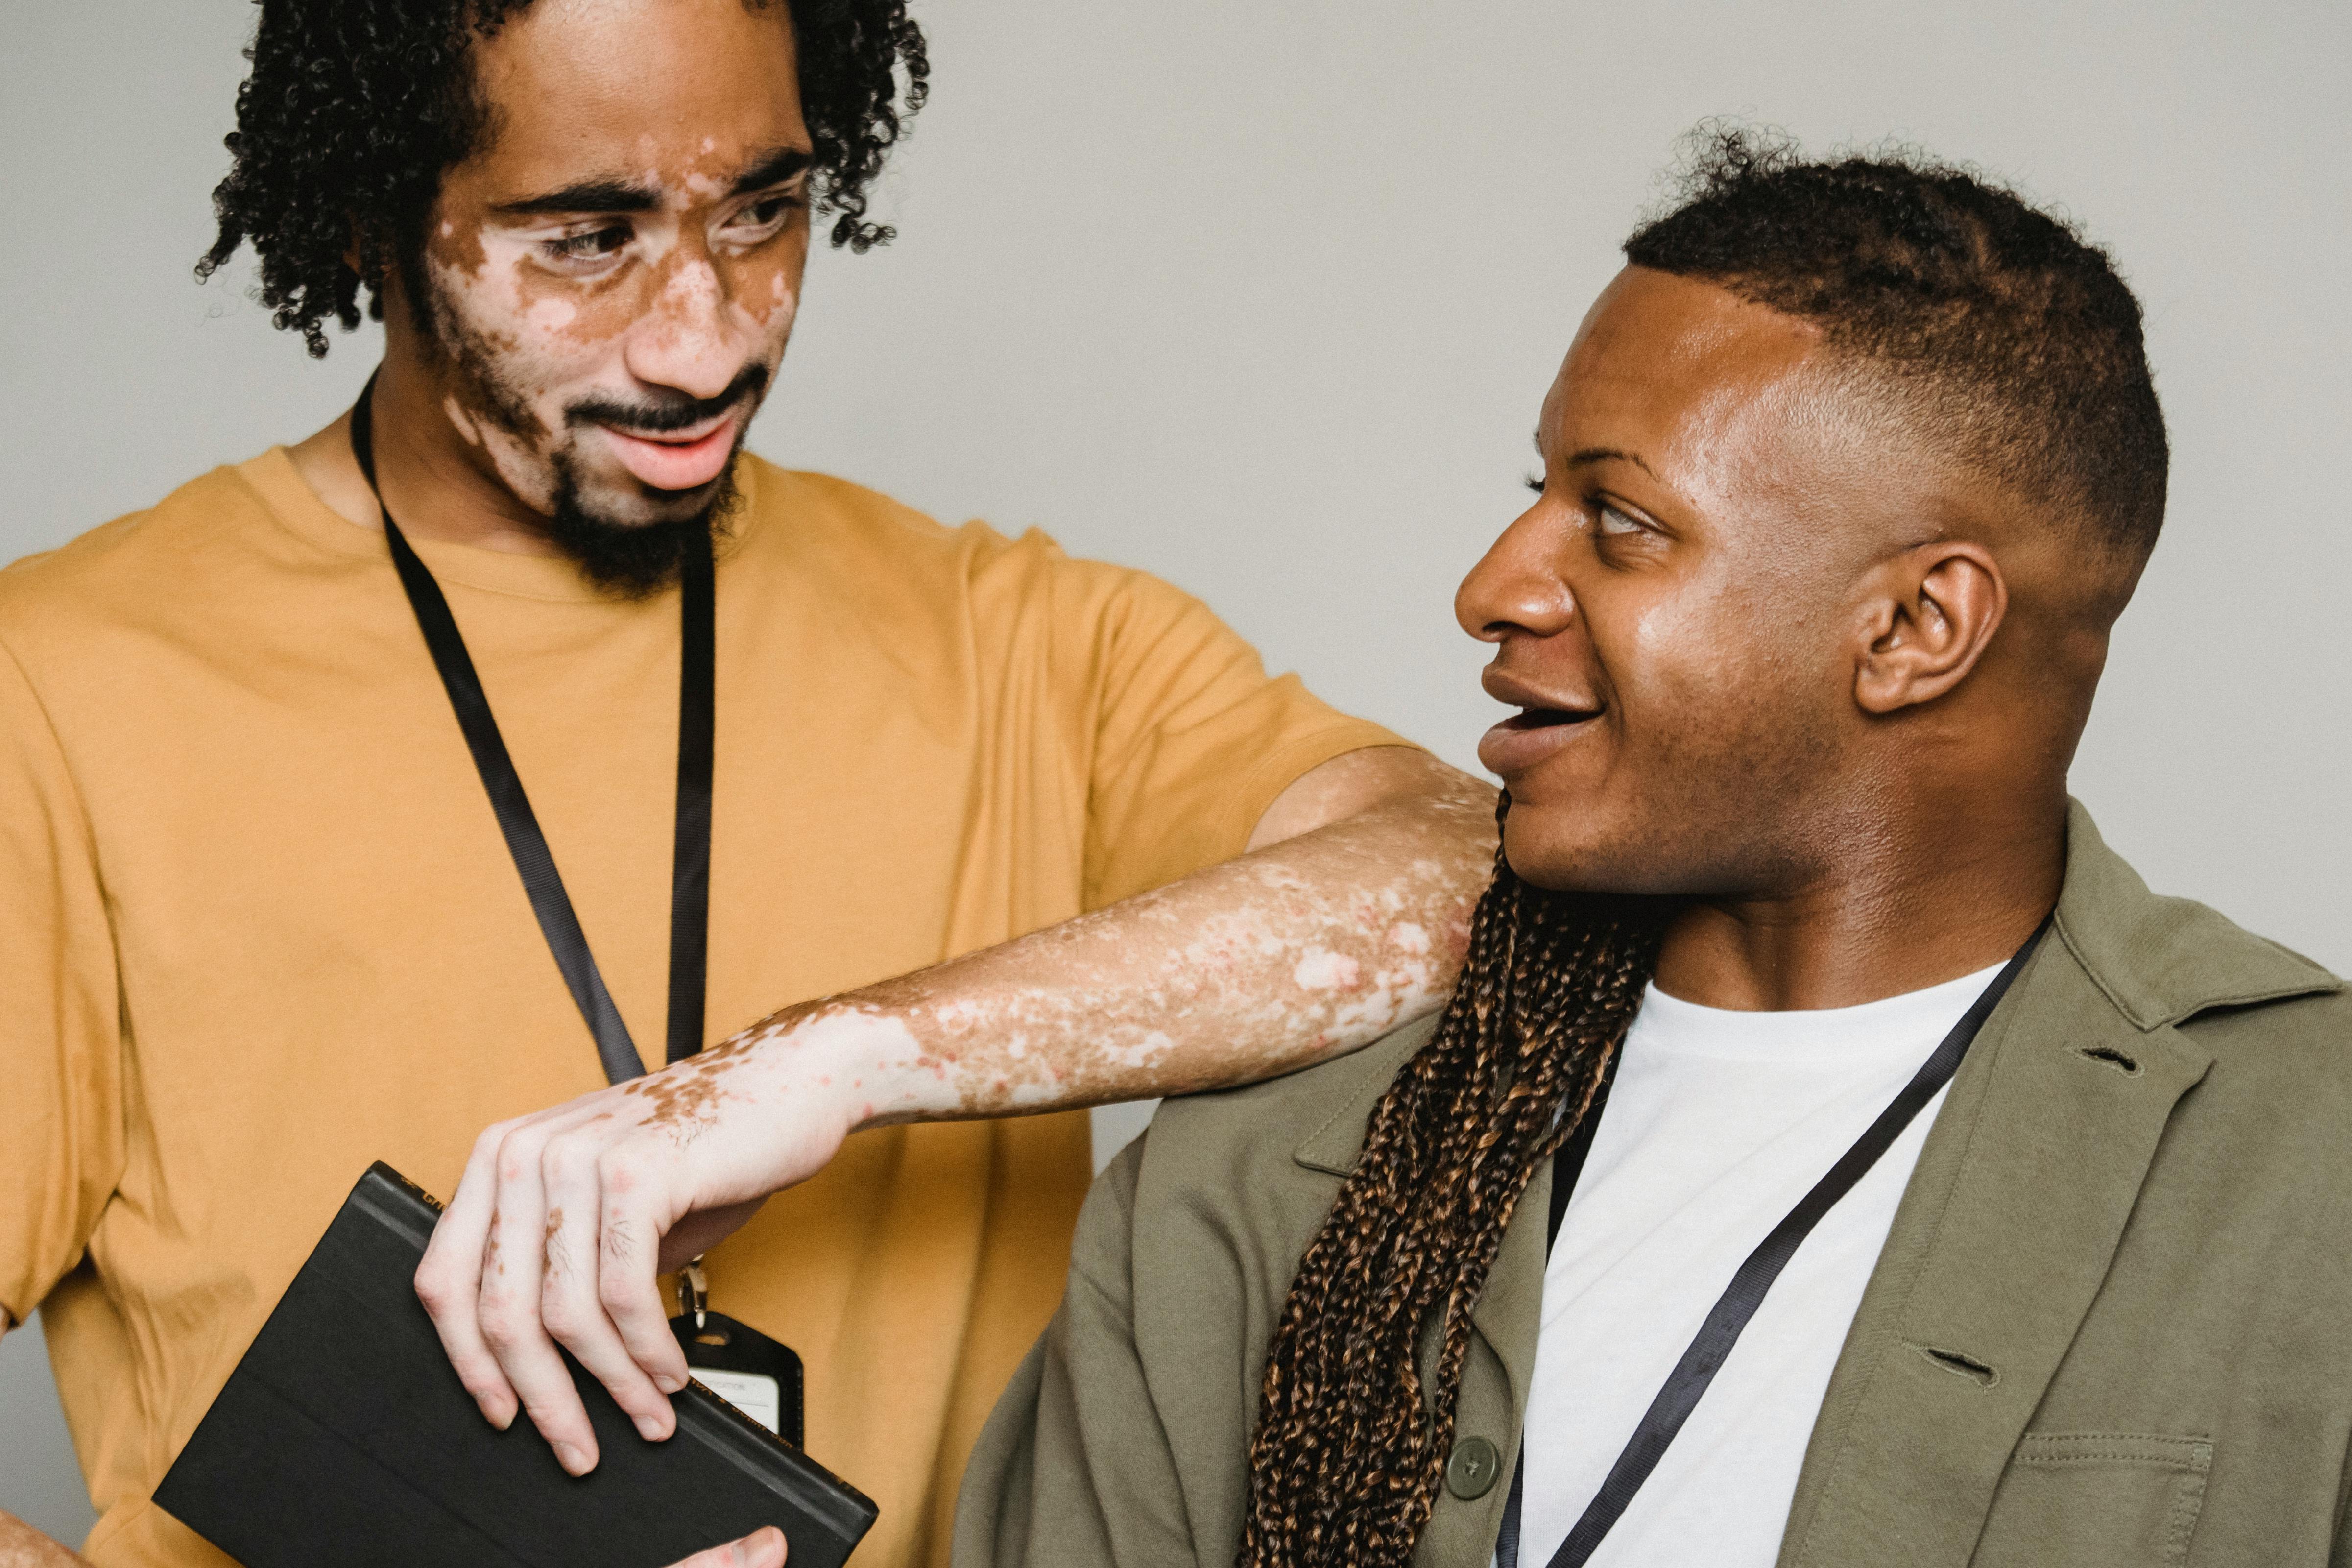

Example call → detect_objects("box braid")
1239 797 1664 1568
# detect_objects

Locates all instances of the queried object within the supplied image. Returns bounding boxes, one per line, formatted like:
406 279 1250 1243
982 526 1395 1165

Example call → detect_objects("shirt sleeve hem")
1199 720 1420 867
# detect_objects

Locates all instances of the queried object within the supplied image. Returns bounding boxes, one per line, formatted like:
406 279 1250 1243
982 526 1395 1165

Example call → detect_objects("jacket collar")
2050 798 2337 1029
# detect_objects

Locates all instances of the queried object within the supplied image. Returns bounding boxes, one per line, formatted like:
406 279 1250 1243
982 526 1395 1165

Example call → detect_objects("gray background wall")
4 0 2346 1543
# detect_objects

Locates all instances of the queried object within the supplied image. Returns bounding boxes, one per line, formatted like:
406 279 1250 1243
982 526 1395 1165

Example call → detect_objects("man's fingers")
416 1122 522 1430
664 1526 787 1568
540 1134 678 1442
477 1134 602 1473
596 1147 695 1395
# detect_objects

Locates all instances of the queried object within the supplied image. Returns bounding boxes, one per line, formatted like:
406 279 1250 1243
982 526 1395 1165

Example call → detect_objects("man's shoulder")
1132 1014 1439 1234
739 458 1065 575
2057 800 2341 1049
737 458 1194 627
0 460 279 645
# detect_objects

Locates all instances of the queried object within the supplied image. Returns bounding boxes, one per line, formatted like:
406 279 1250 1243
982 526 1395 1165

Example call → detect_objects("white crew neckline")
1628 962 2009 1065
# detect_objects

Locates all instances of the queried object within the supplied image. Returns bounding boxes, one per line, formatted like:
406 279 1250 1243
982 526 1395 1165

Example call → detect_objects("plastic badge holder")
153 1162 875 1568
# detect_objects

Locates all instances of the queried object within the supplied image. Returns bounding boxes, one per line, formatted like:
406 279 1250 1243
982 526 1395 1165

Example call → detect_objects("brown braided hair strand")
1239 801 1665 1568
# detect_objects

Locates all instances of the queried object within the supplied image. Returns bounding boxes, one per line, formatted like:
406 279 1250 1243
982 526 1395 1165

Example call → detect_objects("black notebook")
153 1163 877 1568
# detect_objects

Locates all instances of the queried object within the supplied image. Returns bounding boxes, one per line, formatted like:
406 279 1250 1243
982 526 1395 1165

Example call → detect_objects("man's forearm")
0 1512 85 1568
731 765 1498 1124
413 750 1498 1467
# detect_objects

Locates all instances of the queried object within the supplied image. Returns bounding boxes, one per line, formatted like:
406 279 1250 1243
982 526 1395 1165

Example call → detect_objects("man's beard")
418 269 767 599
542 448 744 599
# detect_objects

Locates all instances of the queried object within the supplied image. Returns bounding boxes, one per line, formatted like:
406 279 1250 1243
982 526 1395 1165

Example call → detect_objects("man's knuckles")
476 1287 544 1351
412 1261 460 1314
540 1131 604 1187
537 1291 594 1341
598 1145 648 1194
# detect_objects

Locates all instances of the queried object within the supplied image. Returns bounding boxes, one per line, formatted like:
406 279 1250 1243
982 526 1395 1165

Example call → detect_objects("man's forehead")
466 0 807 198
1543 268 1828 466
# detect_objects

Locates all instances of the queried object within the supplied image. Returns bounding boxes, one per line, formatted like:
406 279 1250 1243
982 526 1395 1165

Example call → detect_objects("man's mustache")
566 363 771 435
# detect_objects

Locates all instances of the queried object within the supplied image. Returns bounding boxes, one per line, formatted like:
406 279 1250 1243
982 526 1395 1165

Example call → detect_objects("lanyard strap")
1495 926 2045 1568
350 378 715 1085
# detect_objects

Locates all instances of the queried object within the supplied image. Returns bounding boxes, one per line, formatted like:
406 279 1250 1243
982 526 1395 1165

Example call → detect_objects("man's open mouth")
1477 693 1607 778
1496 705 1601 731
597 412 742 493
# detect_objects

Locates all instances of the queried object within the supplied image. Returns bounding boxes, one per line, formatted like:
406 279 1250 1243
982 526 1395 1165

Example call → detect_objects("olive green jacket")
955 804 2352 1568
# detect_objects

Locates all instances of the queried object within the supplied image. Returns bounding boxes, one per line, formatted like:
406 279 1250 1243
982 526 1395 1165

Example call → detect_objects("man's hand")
418 746 1495 1472
414 1012 882 1470
666 1527 784 1568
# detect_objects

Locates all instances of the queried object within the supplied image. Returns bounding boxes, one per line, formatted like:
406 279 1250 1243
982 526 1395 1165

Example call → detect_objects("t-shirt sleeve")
1045 554 1410 911
0 633 123 1328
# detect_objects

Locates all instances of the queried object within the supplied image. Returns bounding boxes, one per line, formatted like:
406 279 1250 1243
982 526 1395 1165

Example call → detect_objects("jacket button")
1445 1435 1502 1499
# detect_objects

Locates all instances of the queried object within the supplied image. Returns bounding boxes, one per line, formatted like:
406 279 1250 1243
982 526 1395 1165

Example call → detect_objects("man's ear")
1852 541 2007 715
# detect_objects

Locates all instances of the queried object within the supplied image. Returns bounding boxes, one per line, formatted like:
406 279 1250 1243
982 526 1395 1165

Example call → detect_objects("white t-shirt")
1512 963 2004 1568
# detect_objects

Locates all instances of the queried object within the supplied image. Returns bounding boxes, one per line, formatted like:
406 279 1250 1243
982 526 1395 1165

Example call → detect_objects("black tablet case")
152 1163 876 1568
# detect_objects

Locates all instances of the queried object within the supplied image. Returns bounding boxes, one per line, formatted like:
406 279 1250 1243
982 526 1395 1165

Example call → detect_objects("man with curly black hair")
0 3 1501 1566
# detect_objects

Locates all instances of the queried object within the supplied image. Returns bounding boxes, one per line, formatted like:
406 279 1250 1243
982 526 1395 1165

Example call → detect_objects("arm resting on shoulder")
416 746 1495 1470
0 1512 86 1568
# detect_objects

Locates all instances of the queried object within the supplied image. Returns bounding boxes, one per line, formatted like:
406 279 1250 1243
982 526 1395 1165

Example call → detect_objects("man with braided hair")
956 134 2352 1568
0 2 1504 1565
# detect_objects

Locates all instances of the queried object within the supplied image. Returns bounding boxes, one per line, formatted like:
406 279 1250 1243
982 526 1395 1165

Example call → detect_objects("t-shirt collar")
239 444 762 603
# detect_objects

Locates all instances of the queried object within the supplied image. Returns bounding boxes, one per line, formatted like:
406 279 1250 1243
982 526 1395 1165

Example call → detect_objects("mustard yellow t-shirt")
0 450 1402 1567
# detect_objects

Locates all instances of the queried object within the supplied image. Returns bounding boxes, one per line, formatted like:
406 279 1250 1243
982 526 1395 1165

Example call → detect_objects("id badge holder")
671 1260 806 1447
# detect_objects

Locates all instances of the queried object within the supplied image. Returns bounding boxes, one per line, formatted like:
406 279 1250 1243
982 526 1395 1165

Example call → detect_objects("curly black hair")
1627 125 2167 566
197 0 928 357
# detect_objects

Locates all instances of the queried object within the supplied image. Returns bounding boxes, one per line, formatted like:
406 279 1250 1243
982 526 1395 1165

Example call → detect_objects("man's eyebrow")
488 147 813 217
729 145 815 197
494 179 661 217
1566 446 1660 480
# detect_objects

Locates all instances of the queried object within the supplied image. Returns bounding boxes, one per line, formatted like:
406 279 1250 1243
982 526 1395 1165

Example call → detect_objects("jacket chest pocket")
1971 1433 2210 1567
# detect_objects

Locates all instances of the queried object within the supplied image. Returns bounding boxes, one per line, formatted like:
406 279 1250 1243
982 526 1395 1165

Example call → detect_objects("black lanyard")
1493 926 2045 1568
349 379 714 1085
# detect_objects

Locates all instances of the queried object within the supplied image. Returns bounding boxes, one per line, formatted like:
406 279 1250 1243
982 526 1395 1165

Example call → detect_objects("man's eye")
1597 502 1646 536
734 192 807 231
546 225 631 262
1524 472 1546 495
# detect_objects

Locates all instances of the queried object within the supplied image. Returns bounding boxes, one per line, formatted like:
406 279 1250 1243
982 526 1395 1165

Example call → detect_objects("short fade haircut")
198 0 927 358
1625 127 2168 569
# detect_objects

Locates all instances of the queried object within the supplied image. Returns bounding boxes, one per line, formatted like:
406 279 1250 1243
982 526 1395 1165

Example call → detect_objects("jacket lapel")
1290 1014 1552 1415
1289 1027 1555 1568
1471 1156 1552 1412
1781 802 2336 1568
1779 863 2214 1565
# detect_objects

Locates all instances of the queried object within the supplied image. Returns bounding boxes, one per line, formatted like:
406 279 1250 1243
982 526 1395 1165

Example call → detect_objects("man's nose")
623 248 747 403
1455 504 1579 644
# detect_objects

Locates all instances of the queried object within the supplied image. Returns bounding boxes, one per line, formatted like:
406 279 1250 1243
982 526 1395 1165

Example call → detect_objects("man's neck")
1649 787 2066 1012
285 354 567 559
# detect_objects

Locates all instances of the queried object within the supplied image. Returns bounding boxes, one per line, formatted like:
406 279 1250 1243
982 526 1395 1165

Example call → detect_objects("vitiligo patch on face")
525 298 578 332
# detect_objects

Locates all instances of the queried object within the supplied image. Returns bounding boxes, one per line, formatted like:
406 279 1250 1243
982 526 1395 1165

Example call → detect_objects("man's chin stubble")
543 463 743 599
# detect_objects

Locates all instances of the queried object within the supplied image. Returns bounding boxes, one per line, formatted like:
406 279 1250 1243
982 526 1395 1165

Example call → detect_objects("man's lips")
1479 705 1604 777
595 413 740 492
1477 669 1604 777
